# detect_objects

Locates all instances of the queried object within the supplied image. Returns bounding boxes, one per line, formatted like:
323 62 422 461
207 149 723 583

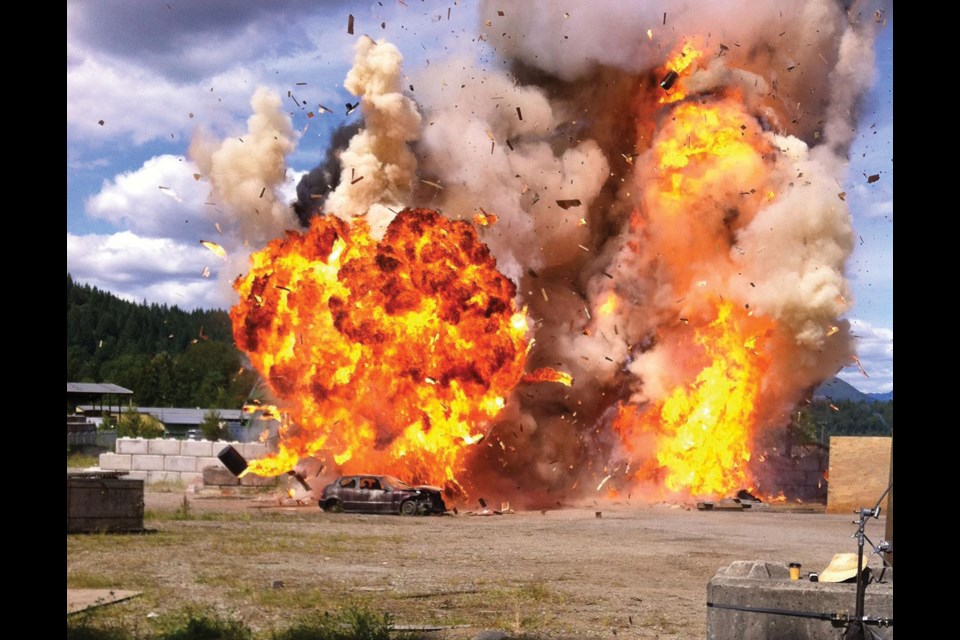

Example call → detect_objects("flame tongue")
615 301 772 498
231 208 530 488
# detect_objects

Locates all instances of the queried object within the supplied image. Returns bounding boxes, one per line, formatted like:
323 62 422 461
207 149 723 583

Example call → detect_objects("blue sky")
67 1 892 393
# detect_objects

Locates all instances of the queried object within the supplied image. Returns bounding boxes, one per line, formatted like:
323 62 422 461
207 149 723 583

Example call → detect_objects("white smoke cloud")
324 37 422 238
189 87 299 246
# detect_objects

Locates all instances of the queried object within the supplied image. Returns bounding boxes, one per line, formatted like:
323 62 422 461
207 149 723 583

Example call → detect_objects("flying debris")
659 70 679 91
200 240 227 258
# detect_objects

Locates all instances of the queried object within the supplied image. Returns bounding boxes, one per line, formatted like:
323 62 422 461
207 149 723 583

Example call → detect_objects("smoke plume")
215 0 889 505
322 37 422 239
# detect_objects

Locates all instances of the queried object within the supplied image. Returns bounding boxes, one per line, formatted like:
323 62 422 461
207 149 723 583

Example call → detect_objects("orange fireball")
231 208 532 492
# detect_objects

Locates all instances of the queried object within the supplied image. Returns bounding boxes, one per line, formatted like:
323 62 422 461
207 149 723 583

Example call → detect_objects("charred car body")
319 475 447 515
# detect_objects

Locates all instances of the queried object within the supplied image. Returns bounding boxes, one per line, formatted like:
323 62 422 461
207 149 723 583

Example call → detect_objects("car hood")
412 485 443 493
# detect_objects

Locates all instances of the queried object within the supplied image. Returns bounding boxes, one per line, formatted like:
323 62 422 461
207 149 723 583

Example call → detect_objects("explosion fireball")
231 208 535 494
193 1 886 505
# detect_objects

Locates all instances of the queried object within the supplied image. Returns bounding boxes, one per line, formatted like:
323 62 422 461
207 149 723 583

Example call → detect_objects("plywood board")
67 589 141 615
826 436 892 514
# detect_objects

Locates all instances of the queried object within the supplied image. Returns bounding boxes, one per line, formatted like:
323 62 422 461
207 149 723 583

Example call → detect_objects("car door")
358 476 390 513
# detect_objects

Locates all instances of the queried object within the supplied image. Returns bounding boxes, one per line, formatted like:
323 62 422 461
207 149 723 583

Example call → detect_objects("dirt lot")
67 489 887 639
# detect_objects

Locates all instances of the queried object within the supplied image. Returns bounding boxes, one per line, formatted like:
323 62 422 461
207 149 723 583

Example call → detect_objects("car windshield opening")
383 476 413 490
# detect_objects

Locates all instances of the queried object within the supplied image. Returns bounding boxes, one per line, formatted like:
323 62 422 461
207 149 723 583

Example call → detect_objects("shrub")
199 410 227 441
116 406 165 439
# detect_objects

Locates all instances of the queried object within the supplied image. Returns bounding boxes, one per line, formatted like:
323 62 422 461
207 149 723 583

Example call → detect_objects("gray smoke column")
323 37 422 239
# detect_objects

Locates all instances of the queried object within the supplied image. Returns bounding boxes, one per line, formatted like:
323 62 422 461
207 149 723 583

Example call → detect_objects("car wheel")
323 499 344 513
400 499 418 516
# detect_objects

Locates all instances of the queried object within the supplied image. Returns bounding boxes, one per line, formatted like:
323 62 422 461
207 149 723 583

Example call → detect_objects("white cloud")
85 154 308 244
67 231 236 310
85 155 211 241
836 318 893 394
67 45 257 146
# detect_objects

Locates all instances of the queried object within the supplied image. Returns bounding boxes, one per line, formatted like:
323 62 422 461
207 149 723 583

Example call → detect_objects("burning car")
319 475 447 516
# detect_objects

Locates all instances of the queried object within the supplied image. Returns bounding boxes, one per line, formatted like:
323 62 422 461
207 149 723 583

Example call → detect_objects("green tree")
115 406 165 439
199 410 227 441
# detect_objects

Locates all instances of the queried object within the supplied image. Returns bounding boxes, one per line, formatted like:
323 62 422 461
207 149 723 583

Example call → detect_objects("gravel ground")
69 488 888 639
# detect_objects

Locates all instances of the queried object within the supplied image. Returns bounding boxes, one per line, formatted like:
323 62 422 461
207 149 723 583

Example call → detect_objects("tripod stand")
842 481 893 640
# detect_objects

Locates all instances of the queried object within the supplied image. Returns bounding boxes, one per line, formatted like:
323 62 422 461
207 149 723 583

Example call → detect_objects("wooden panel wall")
826 436 892 515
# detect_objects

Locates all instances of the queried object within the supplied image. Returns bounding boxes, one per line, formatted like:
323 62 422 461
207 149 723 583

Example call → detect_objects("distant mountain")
813 377 892 403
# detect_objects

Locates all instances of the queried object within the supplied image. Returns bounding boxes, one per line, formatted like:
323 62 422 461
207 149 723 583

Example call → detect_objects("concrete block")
148 439 181 455
707 561 893 640
180 472 202 485
165 456 198 472
240 473 278 487
132 455 165 471
99 453 132 471
117 438 149 455
147 471 181 484
195 457 223 472
241 442 269 459
181 440 214 457
203 466 239 486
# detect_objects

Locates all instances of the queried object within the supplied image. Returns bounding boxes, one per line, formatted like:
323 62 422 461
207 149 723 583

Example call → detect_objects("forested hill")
67 274 257 408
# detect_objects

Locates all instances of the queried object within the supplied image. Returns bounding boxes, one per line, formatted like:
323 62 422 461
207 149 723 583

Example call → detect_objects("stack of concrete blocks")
99 438 274 486
758 453 828 502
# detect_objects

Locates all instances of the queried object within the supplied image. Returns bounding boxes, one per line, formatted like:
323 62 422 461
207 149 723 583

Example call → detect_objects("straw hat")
819 553 868 583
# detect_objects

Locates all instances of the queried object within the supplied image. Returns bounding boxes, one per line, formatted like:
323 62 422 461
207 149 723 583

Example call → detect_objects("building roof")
67 383 134 395
77 406 243 426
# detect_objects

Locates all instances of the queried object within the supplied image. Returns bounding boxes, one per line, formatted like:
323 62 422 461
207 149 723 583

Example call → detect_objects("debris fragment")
851 355 869 378
200 240 227 258
350 175 365 185
420 179 445 190
556 199 582 209
472 210 498 226
867 174 880 184
346 102 359 115
347 14 355 34
98 119 105 126
201 266 211 278
259 187 266 198
516 106 523 121
659 70 679 91
837 192 846 201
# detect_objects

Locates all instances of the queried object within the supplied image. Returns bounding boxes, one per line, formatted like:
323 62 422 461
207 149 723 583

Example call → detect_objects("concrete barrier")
707 560 893 639
100 438 276 486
